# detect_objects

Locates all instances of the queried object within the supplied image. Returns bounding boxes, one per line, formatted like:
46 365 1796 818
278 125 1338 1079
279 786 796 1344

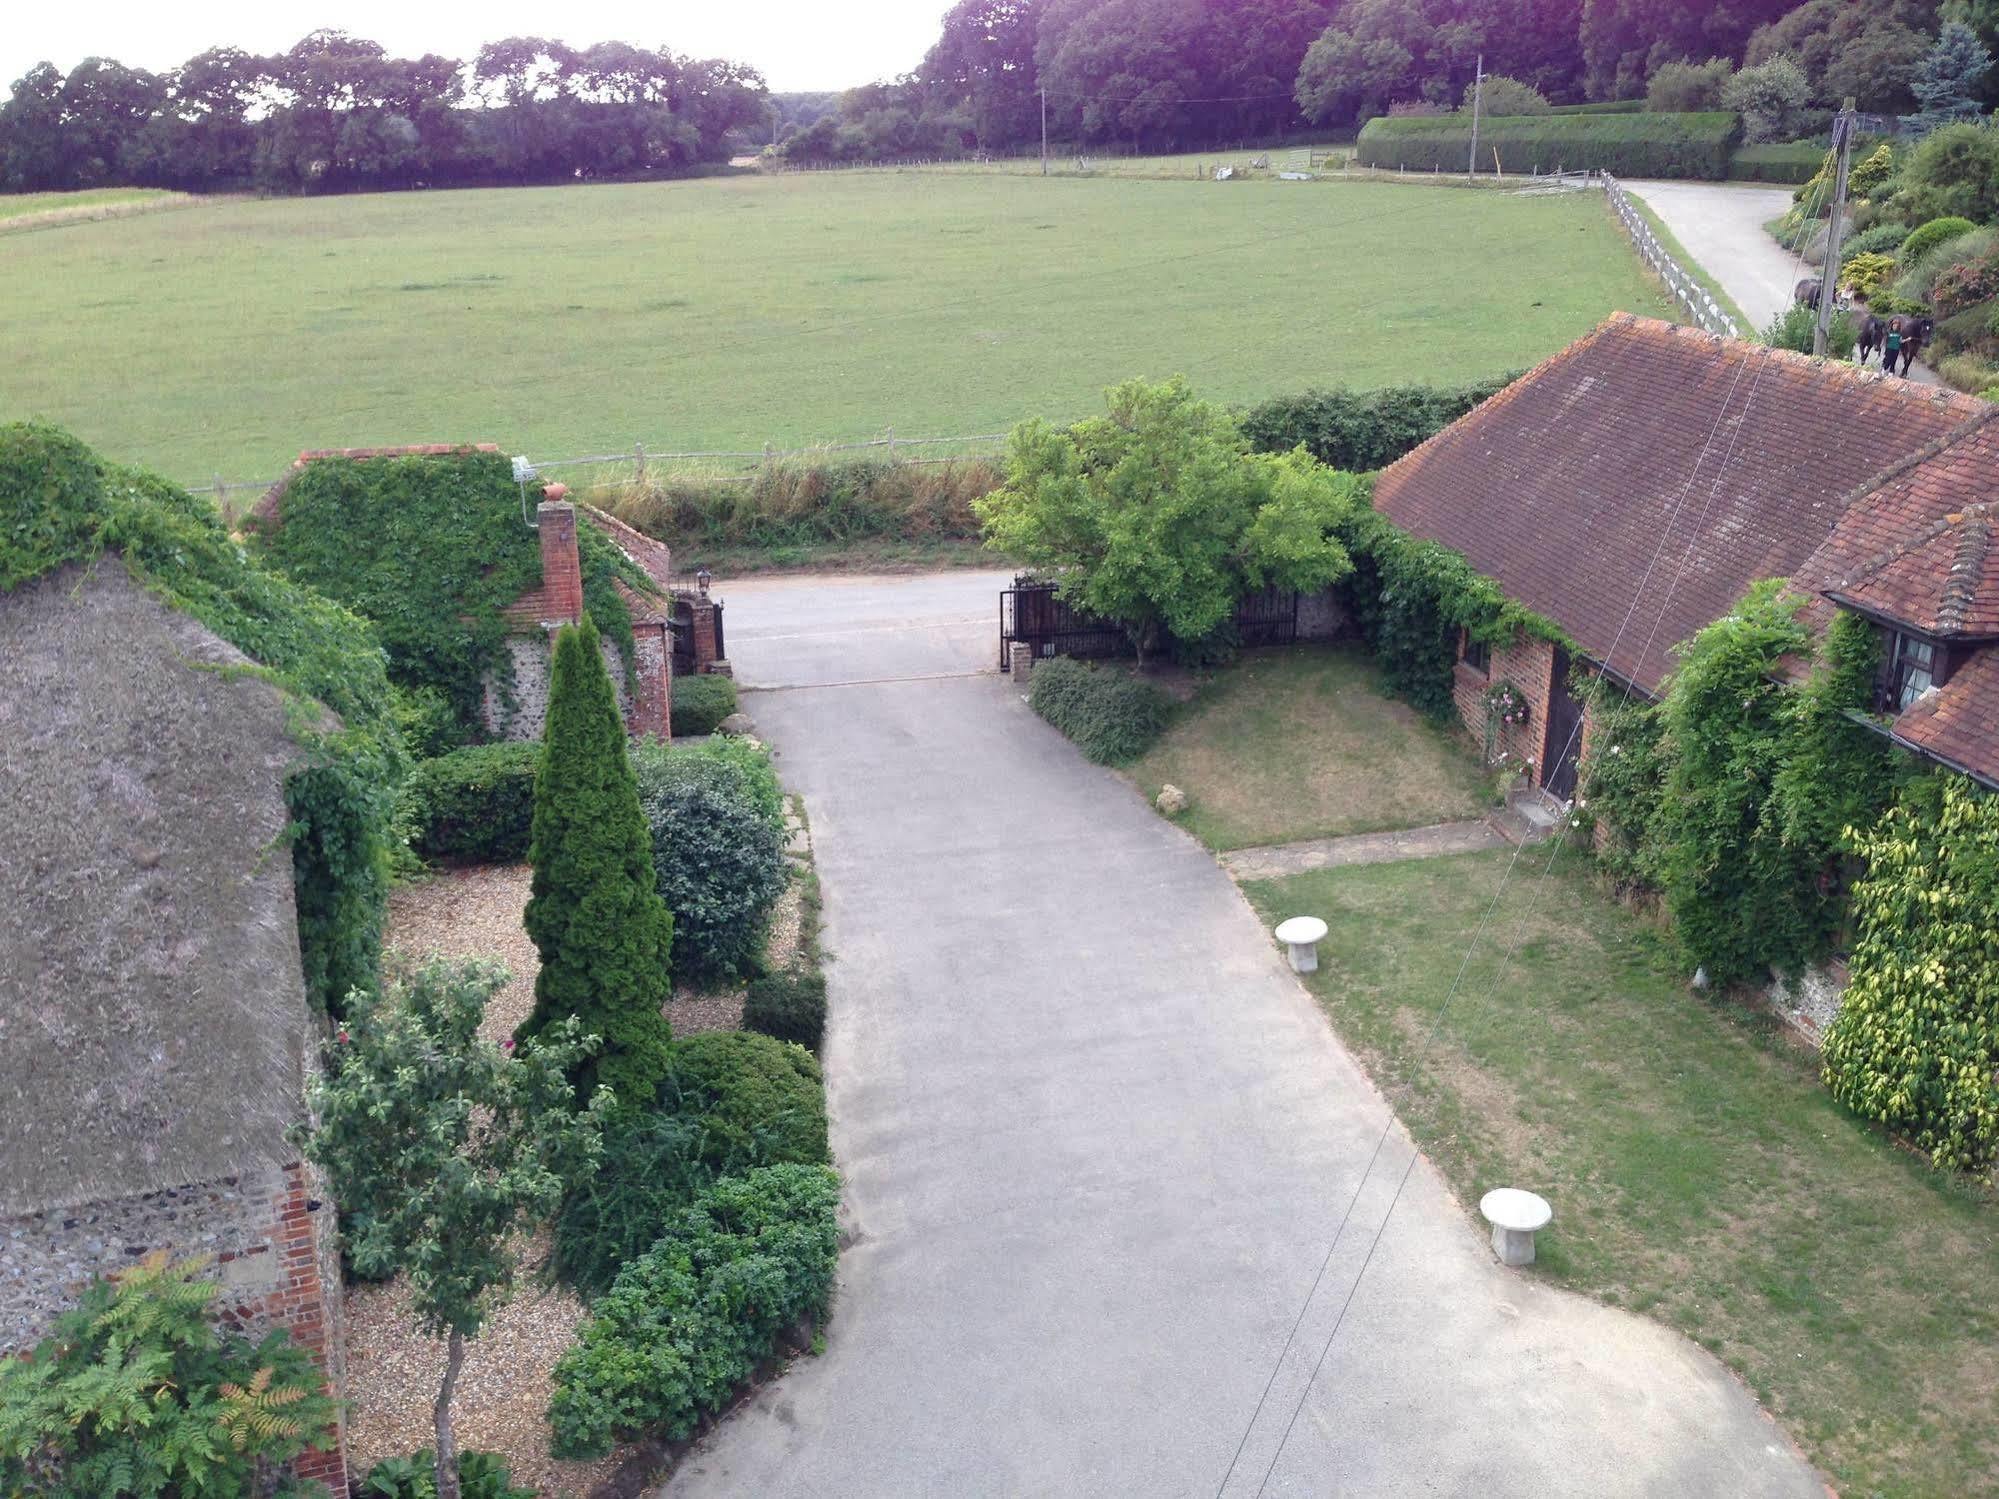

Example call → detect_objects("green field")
0 188 179 221
0 172 1671 485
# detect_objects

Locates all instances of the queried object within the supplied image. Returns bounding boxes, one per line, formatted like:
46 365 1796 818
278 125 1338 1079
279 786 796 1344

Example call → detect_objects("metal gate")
999 577 1300 666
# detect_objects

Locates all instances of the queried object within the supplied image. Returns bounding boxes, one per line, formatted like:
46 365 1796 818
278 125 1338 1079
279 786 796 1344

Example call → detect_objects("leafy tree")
1723 51 1811 142
919 0 1043 146
0 1255 338 1497
304 960 607 1499
1580 0 1794 101
976 377 1358 662
1906 21 1994 132
1645 57 1733 112
1746 0 1934 113
1465 73 1549 114
517 615 677 1104
1762 301 1857 358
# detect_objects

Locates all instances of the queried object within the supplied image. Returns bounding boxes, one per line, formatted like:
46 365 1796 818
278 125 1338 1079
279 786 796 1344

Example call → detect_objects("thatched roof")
0 563 315 1214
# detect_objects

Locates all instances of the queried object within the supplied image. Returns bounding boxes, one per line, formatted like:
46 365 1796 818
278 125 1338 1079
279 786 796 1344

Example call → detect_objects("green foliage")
402 744 539 865
1822 775 1999 1169
1894 224 1997 308
0 422 401 1020
641 734 785 832
359 1449 533 1499
670 673 739 736
1906 21 1994 132
1722 53 1810 144
1238 376 1513 473
1574 687 1666 890
1840 221 1912 261
547 1164 841 1460
251 451 659 737
1848 142 1898 200
1840 250 1899 302
1646 58 1734 113
1466 76 1548 117
0 1255 337 1497
1889 127 1999 226
664 1031 830 1176
1762 303 1858 359
1355 111 1741 178
631 744 789 982
392 683 467 760
1728 143 1827 183
977 378 1358 660
744 970 828 1053
1900 214 1981 269
1028 656 1173 765
519 617 677 1106
1548 100 1645 115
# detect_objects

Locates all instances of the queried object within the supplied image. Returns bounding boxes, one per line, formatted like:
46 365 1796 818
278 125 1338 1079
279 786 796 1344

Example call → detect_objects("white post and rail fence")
1601 172 1743 341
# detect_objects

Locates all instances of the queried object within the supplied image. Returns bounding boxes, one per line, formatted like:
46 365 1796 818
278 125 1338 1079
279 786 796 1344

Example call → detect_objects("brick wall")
628 619 672 739
499 501 585 632
686 596 730 676
1 1159 348 1486
1452 630 1558 785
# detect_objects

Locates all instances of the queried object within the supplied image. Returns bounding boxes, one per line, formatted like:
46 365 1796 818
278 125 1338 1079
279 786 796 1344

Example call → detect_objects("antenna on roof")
511 455 539 529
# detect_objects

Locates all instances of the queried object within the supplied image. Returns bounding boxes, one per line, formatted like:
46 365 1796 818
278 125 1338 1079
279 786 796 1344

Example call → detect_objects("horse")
1886 314 1935 376
1856 314 1886 366
1795 278 1822 310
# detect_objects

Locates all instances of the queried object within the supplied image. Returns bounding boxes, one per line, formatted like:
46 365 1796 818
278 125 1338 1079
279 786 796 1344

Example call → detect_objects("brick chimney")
537 489 583 625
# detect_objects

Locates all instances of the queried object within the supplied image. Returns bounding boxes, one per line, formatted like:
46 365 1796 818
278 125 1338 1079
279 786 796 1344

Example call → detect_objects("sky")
3 1 951 95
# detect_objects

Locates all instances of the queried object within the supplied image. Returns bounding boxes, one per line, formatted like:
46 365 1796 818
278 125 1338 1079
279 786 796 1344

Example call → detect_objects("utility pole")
1040 88 1048 176
1467 55 1484 180
1814 97 1857 357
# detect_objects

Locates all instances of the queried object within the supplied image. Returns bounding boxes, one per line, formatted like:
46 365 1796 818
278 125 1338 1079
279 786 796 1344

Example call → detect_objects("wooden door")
1542 647 1586 802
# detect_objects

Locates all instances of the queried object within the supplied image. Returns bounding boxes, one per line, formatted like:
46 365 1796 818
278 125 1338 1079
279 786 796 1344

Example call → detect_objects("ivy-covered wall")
249 451 659 744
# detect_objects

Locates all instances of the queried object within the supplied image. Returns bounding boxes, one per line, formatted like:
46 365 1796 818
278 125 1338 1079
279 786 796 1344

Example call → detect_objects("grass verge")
1239 847 1999 1499
1130 645 1491 850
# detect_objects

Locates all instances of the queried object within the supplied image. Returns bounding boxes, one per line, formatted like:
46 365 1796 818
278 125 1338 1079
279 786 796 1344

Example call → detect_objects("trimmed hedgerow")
1727 143 1824 183
744 971 827 1053
547 1163 840 1460
631 743 788 981
663 1031 829 1174
249 450 661 739
1239 376 1512 472
671 673 739 736
0 422 402 1019
402 743 539 864
1357 111 1740 178
1028 656 1172 765
517 617 676 1107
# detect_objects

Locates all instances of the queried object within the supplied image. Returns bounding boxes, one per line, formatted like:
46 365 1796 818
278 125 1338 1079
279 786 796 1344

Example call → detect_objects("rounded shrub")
671 673 738 735
744 970 827 1052
401 743 539 864
663 1030 828 1174
1027 655 1171 765
633 747 788 981
1839 223 1910 264
1899 216 1979 269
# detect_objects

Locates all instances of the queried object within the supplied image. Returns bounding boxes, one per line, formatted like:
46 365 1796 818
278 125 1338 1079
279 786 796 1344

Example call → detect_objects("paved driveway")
662 570 1821 1497
1624 179 1799 334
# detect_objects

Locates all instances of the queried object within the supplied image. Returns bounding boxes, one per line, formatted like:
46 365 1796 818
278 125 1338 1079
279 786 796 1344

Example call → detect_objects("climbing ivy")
0 422 404 1017
1822 773 1999 1170
250 452 658 741
1339 502 1568 720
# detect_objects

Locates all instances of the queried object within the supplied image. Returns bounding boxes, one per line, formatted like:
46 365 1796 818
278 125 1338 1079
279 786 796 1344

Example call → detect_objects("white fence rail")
1602 172 1742 340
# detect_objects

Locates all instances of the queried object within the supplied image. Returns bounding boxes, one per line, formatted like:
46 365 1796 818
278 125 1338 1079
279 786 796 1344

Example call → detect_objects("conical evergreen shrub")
518 615 675 1104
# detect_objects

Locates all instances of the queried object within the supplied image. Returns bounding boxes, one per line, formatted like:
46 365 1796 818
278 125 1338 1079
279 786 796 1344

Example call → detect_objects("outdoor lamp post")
696 566 712 597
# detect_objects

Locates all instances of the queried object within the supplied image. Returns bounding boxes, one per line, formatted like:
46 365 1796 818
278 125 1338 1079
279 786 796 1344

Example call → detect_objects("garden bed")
1240 847 1999 1499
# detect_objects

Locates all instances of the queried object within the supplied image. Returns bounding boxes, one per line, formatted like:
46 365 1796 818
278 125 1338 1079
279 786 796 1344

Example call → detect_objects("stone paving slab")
1219 818 1507 882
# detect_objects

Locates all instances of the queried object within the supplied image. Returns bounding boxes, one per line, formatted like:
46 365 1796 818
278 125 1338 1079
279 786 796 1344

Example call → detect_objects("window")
1460 632 1490 675
1886 630 1937 711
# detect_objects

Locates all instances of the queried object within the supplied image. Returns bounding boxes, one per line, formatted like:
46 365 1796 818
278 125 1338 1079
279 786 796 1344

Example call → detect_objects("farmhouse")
1374 313 1999 796
0 539 351 1484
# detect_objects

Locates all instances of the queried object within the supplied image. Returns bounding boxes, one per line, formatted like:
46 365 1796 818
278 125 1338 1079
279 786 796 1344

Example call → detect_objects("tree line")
783 0 1998 162
0 30 765 194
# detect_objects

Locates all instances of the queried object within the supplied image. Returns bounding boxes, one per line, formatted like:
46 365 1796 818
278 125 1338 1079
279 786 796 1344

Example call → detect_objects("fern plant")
0 1254 337 1498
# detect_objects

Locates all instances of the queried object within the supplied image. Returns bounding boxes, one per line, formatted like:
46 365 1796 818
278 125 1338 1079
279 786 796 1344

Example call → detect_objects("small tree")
1463 75 1548 116
517 614 676 1104
1906 21 1993 132
975 377 1360 663
1722 52 1809 143
304 960 605 1499
1646 58 1733 113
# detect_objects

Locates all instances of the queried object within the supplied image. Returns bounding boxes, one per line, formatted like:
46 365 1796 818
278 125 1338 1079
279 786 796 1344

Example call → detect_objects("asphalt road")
1624 179 1800 334
659 570 1823 1498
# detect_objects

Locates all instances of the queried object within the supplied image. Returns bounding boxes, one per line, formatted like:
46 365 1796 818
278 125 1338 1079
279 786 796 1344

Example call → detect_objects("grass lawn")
0 171 1671 486
0 188 180 221
1130 645 1491 850
1240 848 1999 1499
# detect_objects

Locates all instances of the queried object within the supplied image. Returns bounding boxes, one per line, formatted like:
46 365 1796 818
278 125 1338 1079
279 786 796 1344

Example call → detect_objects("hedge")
1240 376 1512 472
1027 656 1171 765
1727 143 1824 183
744 971 827 1052
1356 111 1740 178
663 1031 829 1175
632 747 788 981
402 743 538 864
547 1164 841 1459
1548 99 1644 115
671 673 738 736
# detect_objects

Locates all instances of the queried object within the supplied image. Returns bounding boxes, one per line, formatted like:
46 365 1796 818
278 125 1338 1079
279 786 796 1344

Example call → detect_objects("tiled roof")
1796 413 1999 638
1372 314 1984 694
1893 650 1999 784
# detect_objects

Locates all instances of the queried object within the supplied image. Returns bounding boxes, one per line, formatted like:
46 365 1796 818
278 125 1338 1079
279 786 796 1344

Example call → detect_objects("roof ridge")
1832 497 1999 589
1819 404 1999 547
1939 515 1995 634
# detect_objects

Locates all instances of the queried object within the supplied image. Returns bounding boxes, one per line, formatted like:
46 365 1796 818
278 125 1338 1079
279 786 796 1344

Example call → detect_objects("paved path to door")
1220 819 1507 882
661 569 1822 1498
